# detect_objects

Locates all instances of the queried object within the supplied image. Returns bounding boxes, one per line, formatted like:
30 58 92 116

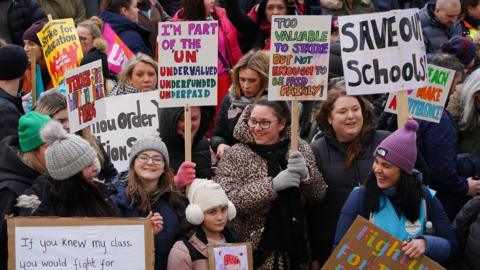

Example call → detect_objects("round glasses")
136 155 164 165
247 118 277 129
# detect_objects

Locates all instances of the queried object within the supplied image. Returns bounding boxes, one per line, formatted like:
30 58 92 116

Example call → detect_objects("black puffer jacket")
158 106 215 179
453 195 480 270
7 0 47 45
0 88 24 144
306 130 389 265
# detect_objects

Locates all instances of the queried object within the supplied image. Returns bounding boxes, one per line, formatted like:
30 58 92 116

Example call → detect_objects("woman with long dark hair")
334 120 456 265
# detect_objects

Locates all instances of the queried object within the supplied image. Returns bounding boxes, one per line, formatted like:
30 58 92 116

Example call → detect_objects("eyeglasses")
247 118 277 129
136 155 164 165
78 36 90 41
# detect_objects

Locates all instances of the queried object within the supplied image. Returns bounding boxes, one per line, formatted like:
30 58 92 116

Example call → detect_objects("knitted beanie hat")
41 121 97 180
441 36 476 66
375 119 418 174
22 20 46 46
18 112 51 152
0 44 29 80
185 178 236 225
129 136 169 167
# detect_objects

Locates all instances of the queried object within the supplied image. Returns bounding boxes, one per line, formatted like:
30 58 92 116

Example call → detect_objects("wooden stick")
47 14 53 21
291 100 299 152
184 105 192 162
30 51 36 108
396 90 409 129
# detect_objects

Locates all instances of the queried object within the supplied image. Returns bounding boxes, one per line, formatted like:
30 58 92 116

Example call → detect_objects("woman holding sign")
334 120 457 264
215 97 326 269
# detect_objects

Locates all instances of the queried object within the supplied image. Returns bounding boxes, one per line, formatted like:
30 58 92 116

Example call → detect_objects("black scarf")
248 140 308 270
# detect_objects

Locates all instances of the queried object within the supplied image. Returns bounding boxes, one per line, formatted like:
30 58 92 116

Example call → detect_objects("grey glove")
288 151 309 179
272 169 300 192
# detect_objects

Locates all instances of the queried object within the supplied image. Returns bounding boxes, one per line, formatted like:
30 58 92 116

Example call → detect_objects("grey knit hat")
41 121 97 180
129 136 169 167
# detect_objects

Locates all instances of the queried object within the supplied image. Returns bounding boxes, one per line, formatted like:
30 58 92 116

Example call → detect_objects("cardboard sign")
103 23 134 74
207 242 253 270
65 60 107 133
384 64 454 123
91 90 161 172
268 15 331 100
157 21 218 107
322 216 445 270
37 19 83 86
339 9 428 95
7 217 154 270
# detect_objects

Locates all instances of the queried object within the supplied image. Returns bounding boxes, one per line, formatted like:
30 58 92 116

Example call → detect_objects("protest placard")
268 15 331 101
7 217 154 270
322 216 445 270
339 9 427 95
157 21 218 107
37 18 83 86
384 64 454 123
65 60 107 133
91 90 161 172
208 243 253 270
103 23 134 75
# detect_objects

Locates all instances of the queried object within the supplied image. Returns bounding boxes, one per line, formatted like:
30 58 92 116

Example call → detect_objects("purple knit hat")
441 36 476 66
374 119 418 174
22 20 46 46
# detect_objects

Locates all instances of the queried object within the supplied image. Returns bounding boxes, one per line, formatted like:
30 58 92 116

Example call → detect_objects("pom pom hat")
129 136 169 167
185 178 236 225
374 119 418 174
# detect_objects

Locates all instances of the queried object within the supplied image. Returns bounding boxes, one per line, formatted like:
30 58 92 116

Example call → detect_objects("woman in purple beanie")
334 119 457 265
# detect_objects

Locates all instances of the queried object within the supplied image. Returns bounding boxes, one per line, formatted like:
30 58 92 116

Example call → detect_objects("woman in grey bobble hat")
110 135 186 270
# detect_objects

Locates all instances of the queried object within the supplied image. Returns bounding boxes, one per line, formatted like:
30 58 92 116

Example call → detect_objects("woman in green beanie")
0 111 51 270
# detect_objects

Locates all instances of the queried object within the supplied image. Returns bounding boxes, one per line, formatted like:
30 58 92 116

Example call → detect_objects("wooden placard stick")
184 105 192 162
396 90 409 129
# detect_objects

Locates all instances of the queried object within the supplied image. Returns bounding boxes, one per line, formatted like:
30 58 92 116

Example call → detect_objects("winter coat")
453 195 480 270
158 106 215 179
210 91 256 152
214 104 326 269
138 1 170 51
0 135 42 270
335 185 457 264
158 0 181 17
417 110 469 220
420 3 462 55
0 87 24 143
6 0 47 45
318 0 398 15
80 39 111 81
306 130 389 264
223 0 263 53
167 226 237 270
99 11 153 57
37 0 85 24
111 176 185 270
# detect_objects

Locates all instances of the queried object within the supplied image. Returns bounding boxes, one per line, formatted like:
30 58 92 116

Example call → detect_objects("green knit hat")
18 112 51 152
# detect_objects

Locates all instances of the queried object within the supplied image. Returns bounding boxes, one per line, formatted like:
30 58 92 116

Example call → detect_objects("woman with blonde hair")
109 53 158 96
210 49 269 159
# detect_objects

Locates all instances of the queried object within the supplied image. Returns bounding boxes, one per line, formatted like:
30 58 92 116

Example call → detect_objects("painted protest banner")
322 216 445 270
157 21 218 107
7 217 154 270
65 60 107 133
339 9 428 95
384 64 454 123
37 19 83 86
208 243 253 270
91 90 160 172
103 23 134 74
269 15 331 100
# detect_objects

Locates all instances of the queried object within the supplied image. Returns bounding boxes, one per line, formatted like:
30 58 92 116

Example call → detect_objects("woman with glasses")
214 97 326 269
111 136 185 270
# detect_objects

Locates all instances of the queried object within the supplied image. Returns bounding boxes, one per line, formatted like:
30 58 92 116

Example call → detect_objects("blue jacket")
111 177 185 270
334 185 457 263
99 11 153 57
417 110 469 220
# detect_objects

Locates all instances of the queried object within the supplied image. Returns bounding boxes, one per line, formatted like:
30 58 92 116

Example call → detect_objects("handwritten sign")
37 19 83 86
103 23 134 75
268 15 331 100
208 243 253 270
65 60 107 133
7 217 154 270
157 21 218 107
91 91 161 171
339 9 427 95
322 216 445 270
384 64 454 123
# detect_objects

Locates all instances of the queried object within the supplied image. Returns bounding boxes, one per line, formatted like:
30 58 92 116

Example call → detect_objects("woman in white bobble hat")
167 178 237 270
